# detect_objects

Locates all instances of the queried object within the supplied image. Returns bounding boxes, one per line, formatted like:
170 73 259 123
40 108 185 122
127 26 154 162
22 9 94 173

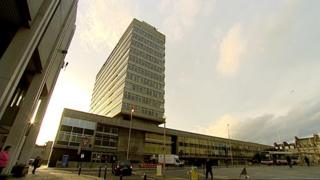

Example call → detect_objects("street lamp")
163 118 166 177
126 107 134 160
227 124 234 166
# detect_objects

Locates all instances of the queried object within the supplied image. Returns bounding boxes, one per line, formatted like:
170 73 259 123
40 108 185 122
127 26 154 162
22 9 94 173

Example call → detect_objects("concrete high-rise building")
0 0 78 173
90 19 165 124
49 19 271 166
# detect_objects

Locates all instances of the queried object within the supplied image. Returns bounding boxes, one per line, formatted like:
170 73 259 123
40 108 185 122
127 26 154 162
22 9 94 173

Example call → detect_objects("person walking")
304 156 310 166
286 156 292 168
205 159 213 180
32 156 42 174
0 146 11 175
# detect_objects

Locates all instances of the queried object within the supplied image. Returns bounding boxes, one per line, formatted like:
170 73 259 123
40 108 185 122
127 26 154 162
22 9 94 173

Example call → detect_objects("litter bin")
189 166 199 180
156 164 162 176
11 164 29 177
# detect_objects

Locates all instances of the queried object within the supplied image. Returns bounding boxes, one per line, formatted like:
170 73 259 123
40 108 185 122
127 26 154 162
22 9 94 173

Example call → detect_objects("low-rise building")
274 134 320 164
31 141 53 164
48 108 271 167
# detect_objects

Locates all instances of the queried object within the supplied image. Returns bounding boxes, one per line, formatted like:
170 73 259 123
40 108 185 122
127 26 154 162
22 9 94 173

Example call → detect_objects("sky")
37 0 320 145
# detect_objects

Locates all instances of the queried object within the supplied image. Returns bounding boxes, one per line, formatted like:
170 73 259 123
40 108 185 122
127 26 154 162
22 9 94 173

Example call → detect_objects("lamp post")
163 119 166 178
227 124 234 166
126 108 134 160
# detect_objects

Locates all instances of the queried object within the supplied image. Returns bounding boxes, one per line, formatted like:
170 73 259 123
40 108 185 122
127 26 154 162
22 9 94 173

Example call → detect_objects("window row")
130 47 164 66
130 55 164 73
56 131 93 147
94 46 129 94
144 143 171 154
132 32 164 51
91 152 111 163
128 63 164 82
95 133 118 148
123 103 163 119
96 124 119 134
132 40 164 59
124 91 163 108
133 27 164 45
178 141 259 152
127 72 164 90
126 82 164 99
178 147 228 156
179 142 229 150
60 125 94 135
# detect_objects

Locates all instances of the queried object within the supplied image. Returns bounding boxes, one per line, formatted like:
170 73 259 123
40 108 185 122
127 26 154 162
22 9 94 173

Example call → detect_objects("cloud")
196 100 320 145
216 24 247 76
196 114 238 138
160 0 215 41
77 0 135 52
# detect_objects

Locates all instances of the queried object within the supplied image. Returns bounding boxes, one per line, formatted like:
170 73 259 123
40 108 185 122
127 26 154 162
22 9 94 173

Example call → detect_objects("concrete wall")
117 127 145 161
0 0 78 174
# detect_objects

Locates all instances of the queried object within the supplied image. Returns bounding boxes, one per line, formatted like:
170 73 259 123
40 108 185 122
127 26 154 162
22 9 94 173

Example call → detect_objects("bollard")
98 166 101 177
78 161 82 176
104 165 107 180
144 173 147 180
120 174 123 180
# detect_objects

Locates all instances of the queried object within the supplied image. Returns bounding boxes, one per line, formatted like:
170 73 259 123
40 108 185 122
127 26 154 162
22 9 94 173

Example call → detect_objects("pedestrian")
205 159 213 180
286 156 292 168
32 156 42 174
0 146 11 174
304 156 310 166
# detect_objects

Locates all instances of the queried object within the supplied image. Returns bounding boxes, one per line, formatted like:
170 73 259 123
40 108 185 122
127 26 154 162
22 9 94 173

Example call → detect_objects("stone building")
31 141 53 164
274 134 320 164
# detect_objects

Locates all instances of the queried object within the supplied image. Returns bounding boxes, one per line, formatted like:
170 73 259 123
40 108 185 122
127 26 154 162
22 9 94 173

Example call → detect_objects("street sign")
81 153 85 159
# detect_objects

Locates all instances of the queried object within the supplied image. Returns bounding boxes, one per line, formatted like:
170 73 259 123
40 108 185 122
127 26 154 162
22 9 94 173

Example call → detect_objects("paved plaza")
6 165 320 180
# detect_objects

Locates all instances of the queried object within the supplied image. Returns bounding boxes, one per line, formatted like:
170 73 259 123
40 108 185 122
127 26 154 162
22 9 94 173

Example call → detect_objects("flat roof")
61 108 272 148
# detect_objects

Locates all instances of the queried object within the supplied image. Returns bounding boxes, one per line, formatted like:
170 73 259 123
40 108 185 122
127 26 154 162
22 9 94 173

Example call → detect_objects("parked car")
112 160 132 176
28 159 34 165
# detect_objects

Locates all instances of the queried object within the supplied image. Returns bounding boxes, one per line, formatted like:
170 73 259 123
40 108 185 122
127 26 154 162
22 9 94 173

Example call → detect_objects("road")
13 165 320 180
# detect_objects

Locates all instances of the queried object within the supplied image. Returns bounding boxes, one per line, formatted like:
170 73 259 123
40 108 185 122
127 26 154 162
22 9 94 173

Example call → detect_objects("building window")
61 125 72 132
84 129 94 135
94 132 118 148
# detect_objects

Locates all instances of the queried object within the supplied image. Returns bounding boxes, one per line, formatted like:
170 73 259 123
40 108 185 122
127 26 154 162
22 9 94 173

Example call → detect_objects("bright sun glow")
36 74 91 145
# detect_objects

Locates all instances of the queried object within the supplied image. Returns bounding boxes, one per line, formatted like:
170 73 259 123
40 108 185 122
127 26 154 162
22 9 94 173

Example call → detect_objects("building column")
16 46 65 165
17 94 50 164
0 0 60 119
2 72 45 174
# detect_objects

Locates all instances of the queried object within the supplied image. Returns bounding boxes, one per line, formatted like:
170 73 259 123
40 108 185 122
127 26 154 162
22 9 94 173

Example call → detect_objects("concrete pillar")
17 50 62 164
17 95 50 164
0 0 60 119
2 72 45 174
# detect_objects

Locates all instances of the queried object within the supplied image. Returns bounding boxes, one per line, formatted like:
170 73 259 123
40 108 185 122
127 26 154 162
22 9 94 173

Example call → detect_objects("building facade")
90 19 165 124
0 0 78 173
31 141 53 164
274 134 320 164
49 108 271 167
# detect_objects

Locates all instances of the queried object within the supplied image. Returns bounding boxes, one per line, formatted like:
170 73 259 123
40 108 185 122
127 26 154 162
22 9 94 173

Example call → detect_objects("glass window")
97 124 104 132
69 142 80 146
60 125 72 132
95 139 102 145
56 141 68 145
72 127 83 134
84 129 94 135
